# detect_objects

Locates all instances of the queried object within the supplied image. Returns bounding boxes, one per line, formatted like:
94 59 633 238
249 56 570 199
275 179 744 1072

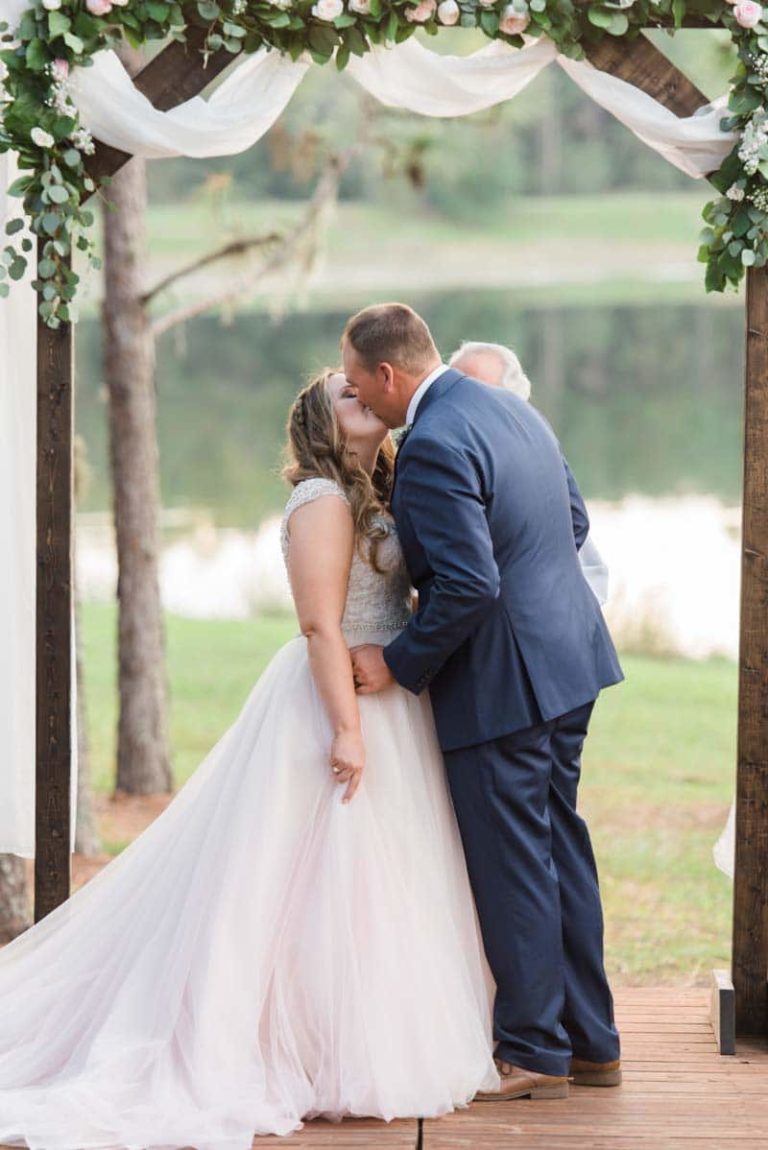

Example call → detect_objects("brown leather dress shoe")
475 1060 570 1102
569 1058 622 1086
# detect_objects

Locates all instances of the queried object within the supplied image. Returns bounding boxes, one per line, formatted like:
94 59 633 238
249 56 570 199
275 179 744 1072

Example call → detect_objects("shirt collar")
405 363 449 429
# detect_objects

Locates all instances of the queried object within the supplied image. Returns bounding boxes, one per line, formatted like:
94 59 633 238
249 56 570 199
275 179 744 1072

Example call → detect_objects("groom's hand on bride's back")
351 645 394 695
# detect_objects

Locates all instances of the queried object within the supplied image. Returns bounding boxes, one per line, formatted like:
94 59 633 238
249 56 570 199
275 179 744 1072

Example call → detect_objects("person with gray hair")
449 341 532 401
450 341 609 605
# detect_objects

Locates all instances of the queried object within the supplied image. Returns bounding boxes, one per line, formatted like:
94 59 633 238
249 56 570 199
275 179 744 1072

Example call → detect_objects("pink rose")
405 0 437 21
499 3 530 34
52 58 69 81
437 0 460 22
85 0 113 14
733 0 763 24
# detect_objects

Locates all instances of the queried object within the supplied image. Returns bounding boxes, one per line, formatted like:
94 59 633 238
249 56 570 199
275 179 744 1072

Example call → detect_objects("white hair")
449 340 532 402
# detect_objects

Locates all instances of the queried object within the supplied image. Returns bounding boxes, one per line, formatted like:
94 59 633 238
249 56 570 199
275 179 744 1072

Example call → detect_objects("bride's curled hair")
283 368 396 572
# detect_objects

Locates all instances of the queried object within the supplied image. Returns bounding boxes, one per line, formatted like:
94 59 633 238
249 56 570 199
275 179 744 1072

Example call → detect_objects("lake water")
75 292 745 525
75 292 747 660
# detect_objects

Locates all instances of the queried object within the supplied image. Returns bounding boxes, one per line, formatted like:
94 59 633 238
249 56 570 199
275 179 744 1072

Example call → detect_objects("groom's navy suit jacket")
384 368 624 752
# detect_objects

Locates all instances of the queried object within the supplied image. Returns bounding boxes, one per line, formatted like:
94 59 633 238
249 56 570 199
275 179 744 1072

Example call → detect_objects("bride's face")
326 372 388 452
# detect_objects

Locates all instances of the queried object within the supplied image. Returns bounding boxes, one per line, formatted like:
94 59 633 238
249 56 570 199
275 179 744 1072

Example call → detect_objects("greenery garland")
0 0 765 325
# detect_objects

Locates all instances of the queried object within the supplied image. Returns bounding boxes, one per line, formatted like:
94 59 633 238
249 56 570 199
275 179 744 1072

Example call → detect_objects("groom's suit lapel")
392 367 466 496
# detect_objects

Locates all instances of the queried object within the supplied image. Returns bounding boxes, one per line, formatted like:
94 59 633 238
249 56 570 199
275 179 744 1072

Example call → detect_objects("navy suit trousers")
444 701 620 1077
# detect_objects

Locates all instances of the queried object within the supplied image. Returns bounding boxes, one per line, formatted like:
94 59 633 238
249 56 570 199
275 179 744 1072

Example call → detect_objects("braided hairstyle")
283 368 396 573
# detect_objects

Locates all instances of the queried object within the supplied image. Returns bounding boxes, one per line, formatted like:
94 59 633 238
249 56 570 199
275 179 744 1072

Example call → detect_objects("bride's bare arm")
286 495 364 803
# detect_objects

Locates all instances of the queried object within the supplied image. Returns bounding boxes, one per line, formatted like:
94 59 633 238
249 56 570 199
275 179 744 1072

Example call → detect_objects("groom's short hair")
343 303 439 373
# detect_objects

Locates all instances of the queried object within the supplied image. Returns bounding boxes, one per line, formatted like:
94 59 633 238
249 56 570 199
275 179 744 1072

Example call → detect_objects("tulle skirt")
0 634 498 1150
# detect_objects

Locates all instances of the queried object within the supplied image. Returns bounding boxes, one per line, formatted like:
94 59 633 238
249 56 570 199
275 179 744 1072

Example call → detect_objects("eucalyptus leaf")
63 31 84 54
606 12 628 34
146 1 171 22
25 38 48 72
586 7 615 28
47 10 71 38
7 175 32 197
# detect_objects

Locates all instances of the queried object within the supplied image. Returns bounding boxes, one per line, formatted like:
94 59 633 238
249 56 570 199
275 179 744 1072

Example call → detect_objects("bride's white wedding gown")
0 477 498 1150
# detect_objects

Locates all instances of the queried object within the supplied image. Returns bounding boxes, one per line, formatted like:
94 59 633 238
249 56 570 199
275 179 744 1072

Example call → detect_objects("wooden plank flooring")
258 988 768 1148
1 988 763 1148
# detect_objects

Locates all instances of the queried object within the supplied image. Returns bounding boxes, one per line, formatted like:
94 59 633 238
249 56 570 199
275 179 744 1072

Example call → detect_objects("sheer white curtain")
0 14 736 854
0 151 38 857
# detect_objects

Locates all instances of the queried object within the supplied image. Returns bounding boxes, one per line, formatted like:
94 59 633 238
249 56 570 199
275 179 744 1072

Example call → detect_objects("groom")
342 303 623 1102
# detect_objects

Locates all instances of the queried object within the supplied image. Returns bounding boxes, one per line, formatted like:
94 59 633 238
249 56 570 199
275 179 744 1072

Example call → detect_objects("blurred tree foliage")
147 31 736 212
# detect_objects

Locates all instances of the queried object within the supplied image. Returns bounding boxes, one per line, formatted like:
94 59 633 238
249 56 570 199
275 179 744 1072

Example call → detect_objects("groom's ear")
380 362 395 393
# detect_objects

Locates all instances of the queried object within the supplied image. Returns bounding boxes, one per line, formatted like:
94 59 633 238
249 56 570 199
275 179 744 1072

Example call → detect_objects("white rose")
111 0 131 7
42 0 62 9
437 0 460 21
499 2 530 33
0 60 8 82
31 127 55 148
477 0 496 6
349 0 371 11
312 0 344 18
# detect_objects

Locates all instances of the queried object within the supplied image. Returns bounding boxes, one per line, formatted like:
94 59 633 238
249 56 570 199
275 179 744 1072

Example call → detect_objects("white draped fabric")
69 35 735 181
0 3 737 854
0 151 39 858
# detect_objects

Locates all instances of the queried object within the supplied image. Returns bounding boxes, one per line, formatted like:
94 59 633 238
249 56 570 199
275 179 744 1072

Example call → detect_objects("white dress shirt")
405 364 449 429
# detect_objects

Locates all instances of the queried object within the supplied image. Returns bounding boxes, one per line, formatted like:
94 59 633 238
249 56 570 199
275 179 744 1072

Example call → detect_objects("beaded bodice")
281 478 412 644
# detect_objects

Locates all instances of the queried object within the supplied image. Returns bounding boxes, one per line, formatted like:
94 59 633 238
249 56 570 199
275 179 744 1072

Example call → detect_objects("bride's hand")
330 729 365 804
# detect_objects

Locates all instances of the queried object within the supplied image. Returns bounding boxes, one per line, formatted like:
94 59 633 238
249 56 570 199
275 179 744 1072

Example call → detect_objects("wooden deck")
259 988 768 1149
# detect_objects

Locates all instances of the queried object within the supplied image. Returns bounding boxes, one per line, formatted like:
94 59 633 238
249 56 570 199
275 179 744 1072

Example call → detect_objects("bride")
0 369 499 1150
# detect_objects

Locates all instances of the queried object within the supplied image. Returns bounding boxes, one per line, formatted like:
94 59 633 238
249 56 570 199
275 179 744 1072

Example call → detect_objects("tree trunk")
0 855 31 943
74 436 101 855
102 47 172 796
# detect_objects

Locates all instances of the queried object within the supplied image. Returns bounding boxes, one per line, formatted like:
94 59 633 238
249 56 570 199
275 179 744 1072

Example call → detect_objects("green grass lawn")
136 193 711 256
81 602 735 985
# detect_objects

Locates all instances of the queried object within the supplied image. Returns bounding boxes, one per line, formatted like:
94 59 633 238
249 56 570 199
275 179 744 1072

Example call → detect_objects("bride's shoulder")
283 477 350 523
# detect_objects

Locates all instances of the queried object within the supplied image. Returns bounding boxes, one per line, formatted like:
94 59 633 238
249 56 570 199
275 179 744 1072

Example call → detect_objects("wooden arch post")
32 30 768 1039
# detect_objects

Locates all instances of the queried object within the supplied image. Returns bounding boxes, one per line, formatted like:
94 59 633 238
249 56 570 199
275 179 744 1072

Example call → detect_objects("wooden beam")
87 27 236 184
583 33 710 118
34 243 74 922
733 265 768 1036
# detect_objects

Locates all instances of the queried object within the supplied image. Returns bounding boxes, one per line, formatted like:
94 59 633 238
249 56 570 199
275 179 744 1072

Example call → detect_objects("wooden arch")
33 28 768 1041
